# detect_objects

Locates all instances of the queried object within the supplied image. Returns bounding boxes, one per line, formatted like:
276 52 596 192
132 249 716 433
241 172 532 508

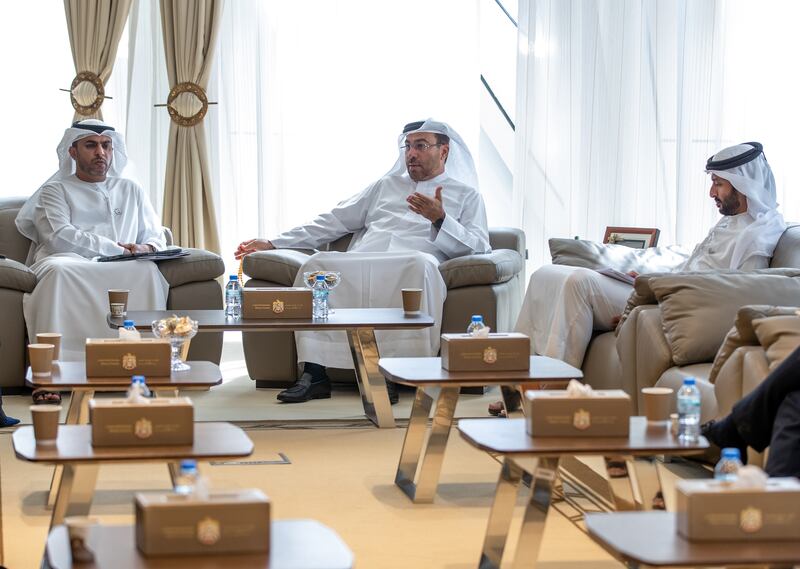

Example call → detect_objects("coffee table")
378 356 582 503
13 422 253 528
585 511 800 568
458 417 708 569
110 308 434 428
27 361 223 426
44 519 353 568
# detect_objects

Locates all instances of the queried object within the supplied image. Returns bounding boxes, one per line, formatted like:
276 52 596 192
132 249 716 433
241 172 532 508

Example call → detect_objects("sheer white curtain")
515 0 800 269
210 0 479 273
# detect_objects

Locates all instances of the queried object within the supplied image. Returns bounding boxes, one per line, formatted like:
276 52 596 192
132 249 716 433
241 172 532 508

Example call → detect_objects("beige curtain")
159 0 223 253
64 0 132 121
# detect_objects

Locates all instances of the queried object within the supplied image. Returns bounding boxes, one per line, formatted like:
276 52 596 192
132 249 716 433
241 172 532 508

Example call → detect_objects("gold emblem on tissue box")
483 347 497 364
134 418 153 439
272 299 285 314
740 507 763 533
573 409 591 430
197 517 221 545
122 352 137 370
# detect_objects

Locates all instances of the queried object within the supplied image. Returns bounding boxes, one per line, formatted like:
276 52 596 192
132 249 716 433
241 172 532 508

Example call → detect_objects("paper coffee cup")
108 289 129 316
28 343 54 378
36 333 62 361
401 288 423 315
641 387 674 422
30 405 61 445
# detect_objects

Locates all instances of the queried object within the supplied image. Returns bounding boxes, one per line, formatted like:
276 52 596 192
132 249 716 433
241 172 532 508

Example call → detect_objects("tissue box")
85 339 171 378
89 397 194 446
676 478 800 541
525 389 631 437
242 287 312 319
440 333 530 371
136 489 270 556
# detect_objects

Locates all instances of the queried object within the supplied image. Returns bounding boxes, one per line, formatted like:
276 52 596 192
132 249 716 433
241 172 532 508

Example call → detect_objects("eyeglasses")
400 142 443 152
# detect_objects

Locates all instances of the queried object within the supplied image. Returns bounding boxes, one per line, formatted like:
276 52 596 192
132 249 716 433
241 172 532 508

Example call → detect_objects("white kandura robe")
19 175 168 360
271 172 491 368
516 213 768 368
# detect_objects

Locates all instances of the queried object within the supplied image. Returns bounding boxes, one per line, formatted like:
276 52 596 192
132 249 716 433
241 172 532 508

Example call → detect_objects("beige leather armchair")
0 196 226 390
240 228 526 386
611 225 800 419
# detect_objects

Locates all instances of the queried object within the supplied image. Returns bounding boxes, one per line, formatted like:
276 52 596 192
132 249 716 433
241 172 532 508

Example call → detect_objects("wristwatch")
433 216 445 230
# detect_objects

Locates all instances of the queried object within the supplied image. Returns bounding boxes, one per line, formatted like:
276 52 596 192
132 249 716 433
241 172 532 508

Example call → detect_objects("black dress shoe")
386 380 399 405
277 373 331 403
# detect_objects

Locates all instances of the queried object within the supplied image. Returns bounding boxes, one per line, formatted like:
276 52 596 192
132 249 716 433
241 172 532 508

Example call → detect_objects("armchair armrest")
242 249 312 287
157 248 224 288
439 250 524 289
0 257 36 293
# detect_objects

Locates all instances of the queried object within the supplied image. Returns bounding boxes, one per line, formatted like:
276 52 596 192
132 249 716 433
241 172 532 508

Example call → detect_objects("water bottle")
677 377 701 444
118 319 141 340
466 314 487 335
136 375 152 398
174 459 199 495
714 447 743 482
225 275 242 318
126 375 146 402
312 274 329 319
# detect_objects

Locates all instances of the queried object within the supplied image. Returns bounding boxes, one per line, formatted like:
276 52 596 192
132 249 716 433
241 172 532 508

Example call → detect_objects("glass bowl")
151 316 198 372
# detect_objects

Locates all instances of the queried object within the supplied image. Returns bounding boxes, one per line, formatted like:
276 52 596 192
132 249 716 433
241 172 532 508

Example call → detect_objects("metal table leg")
347 328 395 428
49 389 93 508
394 386 459 503
50 463 99 529
511 456 560 569
478 457 526 569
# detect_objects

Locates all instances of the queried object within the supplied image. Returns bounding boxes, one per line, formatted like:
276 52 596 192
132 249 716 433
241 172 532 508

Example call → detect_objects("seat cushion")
0 258 36 293
157 248 225 288
0 197 30 264
439 250 523 288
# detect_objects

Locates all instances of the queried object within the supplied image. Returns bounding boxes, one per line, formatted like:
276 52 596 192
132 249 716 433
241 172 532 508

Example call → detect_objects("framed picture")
603 227 660 249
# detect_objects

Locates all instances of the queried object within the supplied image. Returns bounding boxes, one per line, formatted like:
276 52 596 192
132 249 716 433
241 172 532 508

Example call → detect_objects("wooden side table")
458 417 708 569
112 308 435 428
379 356 581 503
585 511 800 568
44 519 354 569
13 422 253 528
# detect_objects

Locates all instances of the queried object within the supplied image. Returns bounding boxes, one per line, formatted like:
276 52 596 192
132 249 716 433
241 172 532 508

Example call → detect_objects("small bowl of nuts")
151 315 198 372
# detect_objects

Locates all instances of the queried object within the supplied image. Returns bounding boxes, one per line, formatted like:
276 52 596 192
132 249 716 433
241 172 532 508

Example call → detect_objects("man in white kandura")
16 120 168 400
494 142 785 416
235 119 490 403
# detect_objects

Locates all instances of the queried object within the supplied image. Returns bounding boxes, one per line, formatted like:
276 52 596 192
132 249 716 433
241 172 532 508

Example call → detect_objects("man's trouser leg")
731 344 800 452
764 391 800 476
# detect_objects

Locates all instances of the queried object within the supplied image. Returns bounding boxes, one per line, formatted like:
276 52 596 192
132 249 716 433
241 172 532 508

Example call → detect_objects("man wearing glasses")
236 119 490 403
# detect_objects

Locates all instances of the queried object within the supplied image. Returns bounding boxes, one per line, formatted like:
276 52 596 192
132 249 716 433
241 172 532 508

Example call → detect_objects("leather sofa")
573 225 800 420
239 228 526 386
0 196 226 390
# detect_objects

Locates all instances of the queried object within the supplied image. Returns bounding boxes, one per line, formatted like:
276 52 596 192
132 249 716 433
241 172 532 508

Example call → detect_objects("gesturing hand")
406 186 445 223
234 238 274 260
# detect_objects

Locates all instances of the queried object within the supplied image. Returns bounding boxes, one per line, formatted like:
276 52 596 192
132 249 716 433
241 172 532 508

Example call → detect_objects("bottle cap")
471 314 483 321
682 377 696 385
721 447 741 459
123 320 134 327
180 459 197 469
316 274 326 280
229 275 238 280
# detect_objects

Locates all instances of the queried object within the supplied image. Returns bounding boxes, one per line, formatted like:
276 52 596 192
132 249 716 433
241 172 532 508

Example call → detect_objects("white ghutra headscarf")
16 119 130 246
385 119 479 190
705 142 786 268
